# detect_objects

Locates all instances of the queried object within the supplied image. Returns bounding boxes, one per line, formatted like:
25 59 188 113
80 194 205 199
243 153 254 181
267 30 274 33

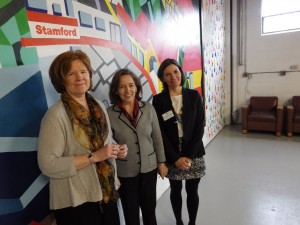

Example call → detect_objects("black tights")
169 178 201 225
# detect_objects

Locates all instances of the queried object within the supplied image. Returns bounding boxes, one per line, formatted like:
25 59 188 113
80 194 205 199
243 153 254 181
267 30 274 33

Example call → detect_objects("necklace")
171 95 183 123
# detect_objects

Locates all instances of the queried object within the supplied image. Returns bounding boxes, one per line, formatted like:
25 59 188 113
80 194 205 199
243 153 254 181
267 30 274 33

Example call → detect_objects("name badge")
162 110 174 121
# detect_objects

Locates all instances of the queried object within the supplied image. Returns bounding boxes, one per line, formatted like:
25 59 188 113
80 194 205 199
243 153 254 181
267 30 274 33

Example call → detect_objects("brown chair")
287 96 300 137
242 96 283 136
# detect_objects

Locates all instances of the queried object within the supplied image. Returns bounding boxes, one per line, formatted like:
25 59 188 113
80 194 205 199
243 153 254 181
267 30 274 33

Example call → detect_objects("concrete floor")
155 125 300 225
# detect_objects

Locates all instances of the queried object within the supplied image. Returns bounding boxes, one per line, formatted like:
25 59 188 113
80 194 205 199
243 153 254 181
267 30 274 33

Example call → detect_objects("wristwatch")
88 153 94 164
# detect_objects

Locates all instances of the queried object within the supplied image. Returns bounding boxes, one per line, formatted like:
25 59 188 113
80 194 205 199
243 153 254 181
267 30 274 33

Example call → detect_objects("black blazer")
152 88 205 164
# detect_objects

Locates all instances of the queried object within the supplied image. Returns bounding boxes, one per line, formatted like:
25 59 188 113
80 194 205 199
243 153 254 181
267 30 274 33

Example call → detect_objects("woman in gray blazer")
107 69 168 225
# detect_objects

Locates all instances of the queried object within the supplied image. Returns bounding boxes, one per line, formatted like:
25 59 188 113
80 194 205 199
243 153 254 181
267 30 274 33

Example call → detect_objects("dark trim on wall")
230 0 234 124
199 0 206 126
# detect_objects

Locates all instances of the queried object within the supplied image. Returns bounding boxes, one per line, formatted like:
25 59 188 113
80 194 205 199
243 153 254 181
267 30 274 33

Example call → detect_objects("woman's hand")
93 144 119 162
175 157 192 170
158 163 168 179
117 144 128 159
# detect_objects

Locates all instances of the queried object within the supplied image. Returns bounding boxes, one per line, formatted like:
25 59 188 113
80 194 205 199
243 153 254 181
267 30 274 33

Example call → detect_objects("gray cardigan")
38 99 118 210
107 101 165 177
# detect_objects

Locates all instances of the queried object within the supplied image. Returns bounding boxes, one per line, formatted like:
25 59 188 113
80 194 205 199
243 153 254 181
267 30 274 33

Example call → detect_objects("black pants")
169 178 201 225
54 201 120 225
100 200 120 225
118 169 158 225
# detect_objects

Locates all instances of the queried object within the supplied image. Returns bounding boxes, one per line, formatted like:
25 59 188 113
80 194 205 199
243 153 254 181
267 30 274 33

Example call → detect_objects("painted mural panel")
0 0 204 224
201 0 226 142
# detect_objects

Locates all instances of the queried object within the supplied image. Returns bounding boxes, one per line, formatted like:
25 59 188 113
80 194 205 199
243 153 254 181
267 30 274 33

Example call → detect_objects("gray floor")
155 125 300 225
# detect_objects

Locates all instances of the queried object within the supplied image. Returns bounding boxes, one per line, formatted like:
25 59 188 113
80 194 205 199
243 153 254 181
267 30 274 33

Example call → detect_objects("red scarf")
118 98 140 128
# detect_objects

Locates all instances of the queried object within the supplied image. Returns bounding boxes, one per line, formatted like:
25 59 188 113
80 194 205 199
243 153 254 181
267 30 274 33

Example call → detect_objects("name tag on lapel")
162 110 174 121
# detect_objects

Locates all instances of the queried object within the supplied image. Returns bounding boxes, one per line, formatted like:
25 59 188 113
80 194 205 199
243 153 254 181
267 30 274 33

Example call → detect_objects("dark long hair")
157 58 186 90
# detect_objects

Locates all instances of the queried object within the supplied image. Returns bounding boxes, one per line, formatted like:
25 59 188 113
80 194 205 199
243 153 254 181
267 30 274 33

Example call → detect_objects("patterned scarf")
118 98 140 128
61 92 119 203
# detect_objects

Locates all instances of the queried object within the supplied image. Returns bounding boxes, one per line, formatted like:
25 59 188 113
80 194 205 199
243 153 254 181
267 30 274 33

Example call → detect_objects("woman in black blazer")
152 59 206 225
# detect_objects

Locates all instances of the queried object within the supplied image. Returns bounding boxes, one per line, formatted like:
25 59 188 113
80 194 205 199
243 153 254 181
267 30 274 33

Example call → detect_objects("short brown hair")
157 58 185 90
49 50 93 93
109 69 142 104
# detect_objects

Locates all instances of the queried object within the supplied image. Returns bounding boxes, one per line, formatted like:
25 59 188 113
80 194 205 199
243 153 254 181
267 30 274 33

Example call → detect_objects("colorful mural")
201 0 226 141
0 0 205 224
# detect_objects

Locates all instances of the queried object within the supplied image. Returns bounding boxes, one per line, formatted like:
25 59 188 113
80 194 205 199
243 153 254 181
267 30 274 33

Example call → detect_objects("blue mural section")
0 67 49 224
0 151 49 224
0 72 48 137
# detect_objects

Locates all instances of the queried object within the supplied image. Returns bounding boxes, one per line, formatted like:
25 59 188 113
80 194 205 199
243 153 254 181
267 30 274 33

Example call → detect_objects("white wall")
231 0 300 123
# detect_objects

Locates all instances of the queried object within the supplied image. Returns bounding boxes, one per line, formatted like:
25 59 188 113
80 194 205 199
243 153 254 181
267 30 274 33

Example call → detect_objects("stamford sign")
29 22 79 39
26 11 80 40
35 24 77 37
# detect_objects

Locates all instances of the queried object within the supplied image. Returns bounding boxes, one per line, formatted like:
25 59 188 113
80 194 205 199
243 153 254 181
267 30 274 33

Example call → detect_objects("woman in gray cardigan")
38 50 127 225
107 69 168 225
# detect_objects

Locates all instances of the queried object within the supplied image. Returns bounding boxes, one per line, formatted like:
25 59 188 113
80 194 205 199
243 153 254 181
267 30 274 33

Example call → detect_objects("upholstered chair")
242 96 283 136
287 96 300 137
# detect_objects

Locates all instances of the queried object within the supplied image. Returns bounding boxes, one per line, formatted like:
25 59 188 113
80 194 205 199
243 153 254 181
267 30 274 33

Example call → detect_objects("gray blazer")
107 101 165 177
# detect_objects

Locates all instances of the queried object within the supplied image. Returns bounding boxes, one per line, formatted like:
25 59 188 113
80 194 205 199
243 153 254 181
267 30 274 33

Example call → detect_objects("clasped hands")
93 144 128 162
107 143 128 159
175 157 192 170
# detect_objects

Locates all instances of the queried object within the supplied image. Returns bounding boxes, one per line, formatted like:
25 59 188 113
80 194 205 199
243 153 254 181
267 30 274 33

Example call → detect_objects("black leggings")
169 178 201 225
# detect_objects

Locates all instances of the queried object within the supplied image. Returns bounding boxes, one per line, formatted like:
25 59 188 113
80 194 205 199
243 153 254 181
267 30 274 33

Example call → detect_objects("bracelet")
88 153 94 164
